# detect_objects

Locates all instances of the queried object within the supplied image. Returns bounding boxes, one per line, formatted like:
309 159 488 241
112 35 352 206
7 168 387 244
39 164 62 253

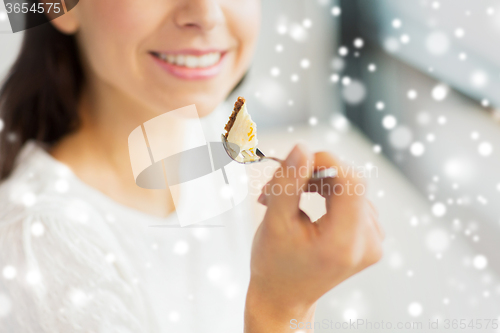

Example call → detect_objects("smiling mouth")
150 51 223 69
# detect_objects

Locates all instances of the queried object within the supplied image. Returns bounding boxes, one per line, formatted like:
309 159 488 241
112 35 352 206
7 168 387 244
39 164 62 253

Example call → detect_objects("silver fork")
221 134 337 180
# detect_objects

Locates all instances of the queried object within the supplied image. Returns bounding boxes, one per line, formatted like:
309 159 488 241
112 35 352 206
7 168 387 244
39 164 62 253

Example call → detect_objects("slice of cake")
224 97 258 154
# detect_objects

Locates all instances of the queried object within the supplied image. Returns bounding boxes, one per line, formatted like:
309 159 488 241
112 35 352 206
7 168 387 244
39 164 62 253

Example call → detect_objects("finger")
313 152 367 230
265 144 314 219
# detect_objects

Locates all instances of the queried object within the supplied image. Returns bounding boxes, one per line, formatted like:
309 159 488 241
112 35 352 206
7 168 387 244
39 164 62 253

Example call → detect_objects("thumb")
265 144 313 218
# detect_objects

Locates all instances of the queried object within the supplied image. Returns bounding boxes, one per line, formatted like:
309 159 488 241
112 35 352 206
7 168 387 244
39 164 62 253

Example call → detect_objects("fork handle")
260 157 337 180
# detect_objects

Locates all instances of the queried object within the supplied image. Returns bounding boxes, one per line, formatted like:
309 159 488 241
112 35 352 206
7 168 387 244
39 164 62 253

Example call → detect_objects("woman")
0 0 384 331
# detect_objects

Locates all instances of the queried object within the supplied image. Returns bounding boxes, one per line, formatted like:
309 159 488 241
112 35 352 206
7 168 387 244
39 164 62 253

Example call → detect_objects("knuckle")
329 243 363 268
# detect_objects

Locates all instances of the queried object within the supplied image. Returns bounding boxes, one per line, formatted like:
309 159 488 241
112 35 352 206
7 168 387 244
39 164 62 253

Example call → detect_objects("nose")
174 0 224 31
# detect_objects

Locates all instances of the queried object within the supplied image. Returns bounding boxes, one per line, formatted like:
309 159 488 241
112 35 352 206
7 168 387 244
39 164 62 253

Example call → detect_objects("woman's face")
63 0 261 117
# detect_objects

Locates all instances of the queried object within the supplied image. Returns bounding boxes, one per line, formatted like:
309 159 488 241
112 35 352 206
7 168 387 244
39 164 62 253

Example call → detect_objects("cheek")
76 0 160 83
228 1 261 69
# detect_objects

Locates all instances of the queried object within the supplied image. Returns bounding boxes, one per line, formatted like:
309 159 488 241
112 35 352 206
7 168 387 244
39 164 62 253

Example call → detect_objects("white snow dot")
69 289 89 307
277 24 287 35
300 59 310 69
168 311 180 322
55 179 69 193
459 52 467 61
407 270 414 277
331 6 341 16
270 67 280 77
31 221 45 237
407 90 418 100
341 76 351 86
331 57 345 71
330 74 339 83
478 142 493 156
392 19 402 29
173 240 190 255
410 142 425 156
384 37 400 53
432 84 448 101
432 1 440 9
291 74 299 82
426 228 450 253
426 31 450 55
368 63 377 72
427 133 436 142
309 117 318 126
410 216 419 226
417 112 431 125
192 228 210 241
389 126 413 149
432 202 447 217
437 116 447 125
481 99 490 107
2 266 16 280
388 252 403 268
342 80 367 105
471 70 489 88
376 101 385 110
473 255 488 270
454 28 465 38
382 115 397 130
400 34 410 44
487 7 495 16
22 192 37 207
302 18 312 28
275 44 283 52
338 46 349 57
353 38 364 48
105 253 116 263
471 131 479 140
373 145 382 154
408 302 423 317
330 114 350 131
26 270 41 285
443 298 450 305
343 308 358 321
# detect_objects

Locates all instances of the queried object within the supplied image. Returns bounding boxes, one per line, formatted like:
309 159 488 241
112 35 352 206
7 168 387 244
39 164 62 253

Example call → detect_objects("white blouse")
0 140 254 332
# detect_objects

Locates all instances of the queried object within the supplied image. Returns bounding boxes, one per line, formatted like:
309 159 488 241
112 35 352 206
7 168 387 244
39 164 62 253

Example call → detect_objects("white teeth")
199 54 211 67
175 55 185 66
185 55 198 68
157 52 222 68
213 52 221 64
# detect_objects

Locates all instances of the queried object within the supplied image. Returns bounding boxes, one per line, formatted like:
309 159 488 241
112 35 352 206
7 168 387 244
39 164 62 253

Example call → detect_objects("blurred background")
2 0 500 331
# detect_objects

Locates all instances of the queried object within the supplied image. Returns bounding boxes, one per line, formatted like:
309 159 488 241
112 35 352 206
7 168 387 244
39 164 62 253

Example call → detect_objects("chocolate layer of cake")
224 96 246 138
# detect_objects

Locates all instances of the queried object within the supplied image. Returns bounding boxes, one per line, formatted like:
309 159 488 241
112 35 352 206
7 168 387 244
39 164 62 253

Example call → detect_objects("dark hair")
0 8 83 181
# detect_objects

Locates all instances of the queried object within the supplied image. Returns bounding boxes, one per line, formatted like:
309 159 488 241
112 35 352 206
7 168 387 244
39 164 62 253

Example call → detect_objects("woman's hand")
245 145 384 333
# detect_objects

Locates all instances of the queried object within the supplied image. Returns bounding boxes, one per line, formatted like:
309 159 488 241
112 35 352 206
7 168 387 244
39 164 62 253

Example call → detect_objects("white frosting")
226 102 258 153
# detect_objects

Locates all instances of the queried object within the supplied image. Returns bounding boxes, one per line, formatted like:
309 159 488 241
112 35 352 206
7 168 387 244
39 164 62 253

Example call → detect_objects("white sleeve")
0 204 157 333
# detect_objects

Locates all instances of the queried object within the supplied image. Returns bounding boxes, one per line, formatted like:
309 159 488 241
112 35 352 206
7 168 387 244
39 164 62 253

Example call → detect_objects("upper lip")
151 48 227 56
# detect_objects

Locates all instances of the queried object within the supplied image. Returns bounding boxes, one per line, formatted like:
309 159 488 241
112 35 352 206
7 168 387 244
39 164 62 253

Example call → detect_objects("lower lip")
151 53 227 80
